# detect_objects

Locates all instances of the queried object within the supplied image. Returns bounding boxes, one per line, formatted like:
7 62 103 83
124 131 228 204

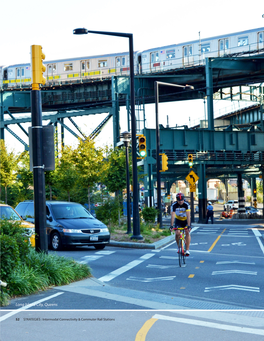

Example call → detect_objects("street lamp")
73 28 142 239
155 81 194 228
120 131 131 234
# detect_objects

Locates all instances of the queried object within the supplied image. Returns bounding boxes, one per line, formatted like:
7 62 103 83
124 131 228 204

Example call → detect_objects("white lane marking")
98 253 155 282
127 276 176 283
252 229 264 254
212 270 257 275
216 261 255 265
0 292 64 322
204 285 260 293
153 314 264 336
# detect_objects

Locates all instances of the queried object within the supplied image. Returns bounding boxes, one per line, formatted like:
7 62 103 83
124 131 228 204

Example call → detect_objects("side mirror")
47 216 53 222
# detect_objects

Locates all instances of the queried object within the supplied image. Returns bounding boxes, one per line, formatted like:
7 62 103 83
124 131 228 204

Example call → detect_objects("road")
1 222 264 340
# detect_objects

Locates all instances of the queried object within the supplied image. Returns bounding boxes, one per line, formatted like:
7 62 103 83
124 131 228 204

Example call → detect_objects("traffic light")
138 134 147 158
253 201 257 208
160 153 168 172
188 154 193 168
31 45 46 88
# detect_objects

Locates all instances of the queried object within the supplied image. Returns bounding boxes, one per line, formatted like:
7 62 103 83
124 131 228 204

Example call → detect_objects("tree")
55 145 79 202
0 140 20 203
73 138 104 210
102 147 131 225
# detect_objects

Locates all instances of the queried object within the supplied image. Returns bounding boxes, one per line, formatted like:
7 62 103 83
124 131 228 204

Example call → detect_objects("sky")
1 0 264 152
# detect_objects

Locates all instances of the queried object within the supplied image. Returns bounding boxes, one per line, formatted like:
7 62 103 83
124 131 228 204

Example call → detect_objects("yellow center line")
135 318 158 341
207 228 226 252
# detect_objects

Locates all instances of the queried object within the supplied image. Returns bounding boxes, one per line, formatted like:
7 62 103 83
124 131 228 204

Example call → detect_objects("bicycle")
172 227 186 267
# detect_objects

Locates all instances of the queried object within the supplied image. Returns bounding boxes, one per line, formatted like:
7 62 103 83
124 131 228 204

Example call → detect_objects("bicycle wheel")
182 239 186 265
178 244 182 267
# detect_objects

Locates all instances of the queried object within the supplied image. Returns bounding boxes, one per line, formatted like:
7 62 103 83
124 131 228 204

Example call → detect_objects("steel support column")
198 163 207 223
206 58 214 132
237 173 245 214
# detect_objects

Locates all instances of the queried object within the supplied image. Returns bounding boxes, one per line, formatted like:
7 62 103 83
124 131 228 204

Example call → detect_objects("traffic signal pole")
31 45 48 253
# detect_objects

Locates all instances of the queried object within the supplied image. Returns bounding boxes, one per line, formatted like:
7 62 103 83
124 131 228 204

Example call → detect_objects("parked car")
0 203 35 246
224 200 238 211
245 206 262 216
15 201 110 251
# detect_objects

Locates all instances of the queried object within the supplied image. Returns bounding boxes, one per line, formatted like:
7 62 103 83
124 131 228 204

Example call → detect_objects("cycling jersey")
171 200 190 227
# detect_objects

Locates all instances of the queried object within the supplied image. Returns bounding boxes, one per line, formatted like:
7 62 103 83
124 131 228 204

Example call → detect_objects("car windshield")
51 204 94 220
0 206 21 221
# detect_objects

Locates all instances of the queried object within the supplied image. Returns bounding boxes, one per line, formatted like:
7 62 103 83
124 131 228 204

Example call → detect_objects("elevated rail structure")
1 54 264 221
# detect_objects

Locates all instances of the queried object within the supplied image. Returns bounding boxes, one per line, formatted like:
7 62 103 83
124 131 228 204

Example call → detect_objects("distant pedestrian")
206 201 214 224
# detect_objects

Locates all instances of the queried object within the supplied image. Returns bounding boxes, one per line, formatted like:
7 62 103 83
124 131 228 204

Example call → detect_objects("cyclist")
170 193 191 256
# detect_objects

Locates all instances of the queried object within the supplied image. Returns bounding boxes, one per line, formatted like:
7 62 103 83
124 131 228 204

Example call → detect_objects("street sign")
189 184 196 192
186 170 199 184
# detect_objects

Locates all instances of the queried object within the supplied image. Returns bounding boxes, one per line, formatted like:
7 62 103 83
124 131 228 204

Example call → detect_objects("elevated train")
1 27 264 89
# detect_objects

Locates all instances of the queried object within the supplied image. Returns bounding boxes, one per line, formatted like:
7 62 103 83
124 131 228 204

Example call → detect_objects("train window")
259 33 263 43
64 63 73 71
151 52 159 63
201 43 210 53
98 60 107 68
17 69 20 77
116 58 121 67
122 57 126 66
166 50 175 59
22 69 24 76
238 36 248 46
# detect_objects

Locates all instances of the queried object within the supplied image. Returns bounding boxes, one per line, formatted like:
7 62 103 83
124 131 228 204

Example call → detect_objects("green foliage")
0 140 20 203
102 147 129 193
0 220 90 307
0 234 20 279
95 198 121 227
141 206 157 223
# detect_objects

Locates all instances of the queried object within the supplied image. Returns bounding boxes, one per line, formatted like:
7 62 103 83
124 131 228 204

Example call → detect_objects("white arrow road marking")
146 264 176 269
231 242 246 246
205 285 260 292
153 314 264 336
212 270 257 275
96 250 116 255
127 276 176 283
252 229 264 254
216 261 255 265
79 255 103 263
98 253 155 282
160 256 178 260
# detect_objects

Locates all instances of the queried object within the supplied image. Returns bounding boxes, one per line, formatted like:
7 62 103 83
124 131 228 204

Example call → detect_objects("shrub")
141 206 157 223
95 198 121 226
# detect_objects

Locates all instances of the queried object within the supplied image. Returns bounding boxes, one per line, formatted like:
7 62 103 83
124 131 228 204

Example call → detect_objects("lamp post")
73 28 142 239
155 81 194 228
120 131 132 234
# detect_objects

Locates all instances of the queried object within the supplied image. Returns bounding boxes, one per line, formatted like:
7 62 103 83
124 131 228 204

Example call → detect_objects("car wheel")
51 232 62 251
94 244 105 250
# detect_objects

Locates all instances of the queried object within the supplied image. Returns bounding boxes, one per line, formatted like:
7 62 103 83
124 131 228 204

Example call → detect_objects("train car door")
183 45 193 66
47 63 57 81
150 51 160 72
81 60 90 78
218 38 229 56
257 31 264 50
115 57 122 75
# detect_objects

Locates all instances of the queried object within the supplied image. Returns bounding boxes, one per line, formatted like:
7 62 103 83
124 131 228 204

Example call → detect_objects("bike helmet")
208 201 212 205
176 193 185 201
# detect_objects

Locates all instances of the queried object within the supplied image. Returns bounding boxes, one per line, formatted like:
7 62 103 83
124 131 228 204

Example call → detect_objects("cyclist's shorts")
174 218 188 229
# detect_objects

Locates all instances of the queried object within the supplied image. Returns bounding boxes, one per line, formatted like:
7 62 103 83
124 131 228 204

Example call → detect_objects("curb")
109 234 175 249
